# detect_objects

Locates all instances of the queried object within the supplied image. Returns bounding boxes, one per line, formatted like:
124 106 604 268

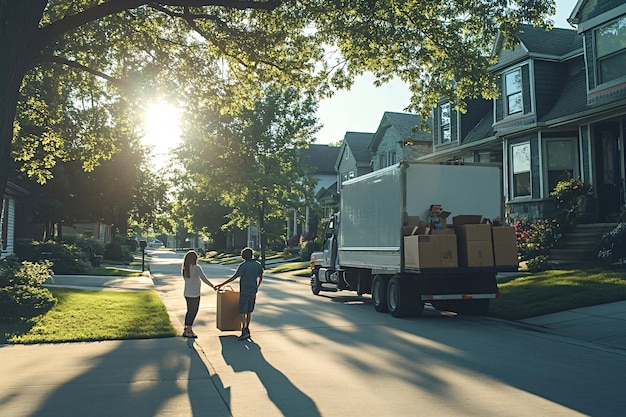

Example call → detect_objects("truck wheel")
310 270 322 295
372 275 389 313
387 275 412 318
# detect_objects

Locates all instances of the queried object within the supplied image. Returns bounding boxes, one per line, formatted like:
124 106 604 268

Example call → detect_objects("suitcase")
216 289 241 331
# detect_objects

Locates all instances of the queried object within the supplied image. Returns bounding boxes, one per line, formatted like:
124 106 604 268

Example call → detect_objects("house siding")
1 197 15 258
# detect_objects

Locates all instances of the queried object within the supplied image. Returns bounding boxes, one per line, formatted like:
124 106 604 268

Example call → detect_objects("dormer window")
440 103 451 143
595 15 626 85
504 68 523 115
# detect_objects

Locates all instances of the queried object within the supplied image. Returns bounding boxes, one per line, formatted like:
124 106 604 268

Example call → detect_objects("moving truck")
309 161 518 317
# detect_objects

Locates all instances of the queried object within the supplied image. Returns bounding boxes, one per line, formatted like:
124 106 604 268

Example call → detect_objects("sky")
313 0 577 144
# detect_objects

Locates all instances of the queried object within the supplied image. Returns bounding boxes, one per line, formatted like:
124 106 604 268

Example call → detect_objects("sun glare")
142 100 182 161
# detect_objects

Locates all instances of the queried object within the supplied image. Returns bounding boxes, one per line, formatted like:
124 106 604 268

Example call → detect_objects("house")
369 111 432 170
322 131 375 215
422 0 626 224
291 144 341 239
1 182 29 258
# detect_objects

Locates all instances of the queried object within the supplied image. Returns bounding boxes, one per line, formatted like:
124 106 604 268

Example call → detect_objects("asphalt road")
153 251 626 417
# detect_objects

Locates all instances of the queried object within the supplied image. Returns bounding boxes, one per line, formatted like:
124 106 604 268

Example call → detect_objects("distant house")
323 131 375 215
369 111 432 170
1 182 28 259
420 0 626 223
292 144 341 239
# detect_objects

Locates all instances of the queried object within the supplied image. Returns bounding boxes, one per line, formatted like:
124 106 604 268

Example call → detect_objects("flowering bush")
550 177 592 207
515 219 561 261
598 223 626 260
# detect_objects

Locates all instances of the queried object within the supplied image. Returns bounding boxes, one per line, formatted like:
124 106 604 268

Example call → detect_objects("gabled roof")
369 112 430 152
335 131 373 170
492 24 582 69
300 144 341 175
517 24 582 56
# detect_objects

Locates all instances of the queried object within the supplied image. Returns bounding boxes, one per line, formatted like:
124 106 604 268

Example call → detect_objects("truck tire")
310 270 322 295
372 275 389 313
387 275 412 318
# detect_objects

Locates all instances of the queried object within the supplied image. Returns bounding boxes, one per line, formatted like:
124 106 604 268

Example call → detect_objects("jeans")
184 296 200 326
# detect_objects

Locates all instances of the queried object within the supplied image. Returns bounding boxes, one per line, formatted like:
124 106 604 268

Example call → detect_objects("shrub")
550 177 592 225
0 258 56 321
104 241 133 262
299 240 316 261
14 238 91 274
598 223 626 261
515 219 561 261
526 255 551 272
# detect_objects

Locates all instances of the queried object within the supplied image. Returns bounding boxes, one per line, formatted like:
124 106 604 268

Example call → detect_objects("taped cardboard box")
216 289 241 331
404 234 458 269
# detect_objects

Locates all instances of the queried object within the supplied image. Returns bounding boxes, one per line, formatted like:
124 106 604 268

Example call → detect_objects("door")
594 122 623 220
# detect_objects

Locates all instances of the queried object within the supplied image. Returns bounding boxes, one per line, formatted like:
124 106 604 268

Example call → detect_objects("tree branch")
38 54 131 92
38 0 282 44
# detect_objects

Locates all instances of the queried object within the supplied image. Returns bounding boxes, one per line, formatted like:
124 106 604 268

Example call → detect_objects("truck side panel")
339 165 403 270
405 163 502 222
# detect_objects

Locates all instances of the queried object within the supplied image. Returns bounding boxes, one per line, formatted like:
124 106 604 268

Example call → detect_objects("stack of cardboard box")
403 211 518 269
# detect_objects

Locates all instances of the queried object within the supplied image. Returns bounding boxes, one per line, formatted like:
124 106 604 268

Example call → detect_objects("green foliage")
598 223 626 260
0 257 57 322
550 177 592 225
299 240 317 262
515 219 561 261
104 241 133 262
62 235 105 257
14 238 92 274
526 255 551 273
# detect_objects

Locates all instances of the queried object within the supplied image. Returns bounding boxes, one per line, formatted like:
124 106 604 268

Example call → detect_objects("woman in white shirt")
181 250 215 338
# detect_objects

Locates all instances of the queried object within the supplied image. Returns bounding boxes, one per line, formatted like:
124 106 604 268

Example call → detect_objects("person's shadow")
220 336 321 416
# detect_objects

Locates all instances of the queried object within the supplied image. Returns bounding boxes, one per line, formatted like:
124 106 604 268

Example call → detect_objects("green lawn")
1 288 176 344
489 264 626 320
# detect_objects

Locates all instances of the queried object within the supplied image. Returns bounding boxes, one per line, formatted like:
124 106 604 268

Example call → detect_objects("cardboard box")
216 290 241 331
404 234 458 268
459 240 494 267
494 241 519 267
491 226 518 266
431 229 455 235
403 226 418 236
438 234 458 268
492 226 516 242
405 235 440 268
456 224 492 241
453 215 483 226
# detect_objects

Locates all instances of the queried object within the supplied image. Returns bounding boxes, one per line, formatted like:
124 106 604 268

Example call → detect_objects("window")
596 15 626 85
389 150 396 165
341 170 354 184
512 142 531 198
505 69 523 115
440 103 451 143
545 139 576 192
379 153 387 169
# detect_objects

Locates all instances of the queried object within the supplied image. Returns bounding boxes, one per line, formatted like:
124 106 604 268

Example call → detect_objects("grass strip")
490 265 626 320
2 288 176 344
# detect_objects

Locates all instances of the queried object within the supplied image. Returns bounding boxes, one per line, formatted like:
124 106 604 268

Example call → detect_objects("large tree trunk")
0 2 47 202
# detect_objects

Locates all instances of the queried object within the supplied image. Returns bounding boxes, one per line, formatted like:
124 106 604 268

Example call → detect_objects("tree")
176 85 320 265
1 1 555 208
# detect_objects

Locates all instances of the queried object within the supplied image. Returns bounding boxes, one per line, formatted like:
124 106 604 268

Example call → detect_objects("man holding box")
215 247 263 340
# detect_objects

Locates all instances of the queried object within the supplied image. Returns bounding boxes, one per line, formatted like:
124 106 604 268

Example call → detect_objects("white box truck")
310 161 516 317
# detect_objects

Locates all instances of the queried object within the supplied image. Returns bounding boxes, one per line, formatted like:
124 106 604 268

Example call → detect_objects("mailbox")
139 240 147 250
